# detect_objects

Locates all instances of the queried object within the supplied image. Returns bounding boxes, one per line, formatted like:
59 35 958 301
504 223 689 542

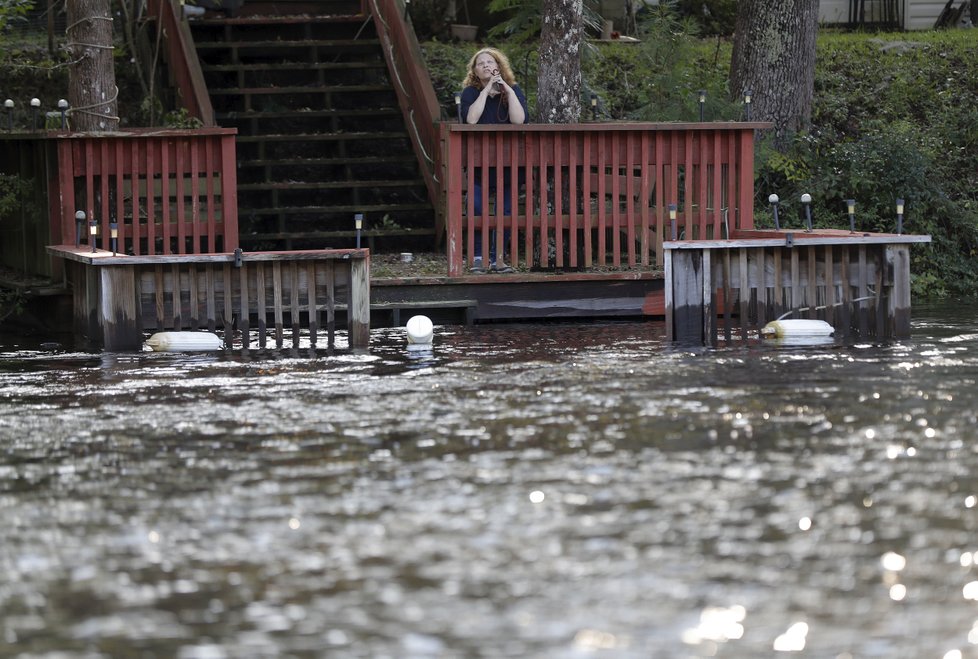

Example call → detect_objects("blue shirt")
460 84 529 124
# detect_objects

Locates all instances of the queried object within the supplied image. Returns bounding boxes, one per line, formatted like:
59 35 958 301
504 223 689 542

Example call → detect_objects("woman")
460 47 528 272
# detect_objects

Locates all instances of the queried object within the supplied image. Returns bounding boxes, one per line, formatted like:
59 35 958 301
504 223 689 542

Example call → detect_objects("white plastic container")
405 315 433 345
145 331 224 352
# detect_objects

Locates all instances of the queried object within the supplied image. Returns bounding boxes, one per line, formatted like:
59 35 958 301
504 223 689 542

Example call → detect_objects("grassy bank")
424 28 978 297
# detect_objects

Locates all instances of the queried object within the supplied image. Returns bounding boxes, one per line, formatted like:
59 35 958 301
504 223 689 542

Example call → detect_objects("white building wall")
818 0 958 30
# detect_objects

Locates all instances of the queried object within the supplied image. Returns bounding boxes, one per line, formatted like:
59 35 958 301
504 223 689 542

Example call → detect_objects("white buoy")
761 319 834 339
405 315 433 345
145 331 224 352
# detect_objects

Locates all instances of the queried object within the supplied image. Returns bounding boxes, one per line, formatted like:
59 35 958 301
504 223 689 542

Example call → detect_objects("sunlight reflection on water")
1 302 978 656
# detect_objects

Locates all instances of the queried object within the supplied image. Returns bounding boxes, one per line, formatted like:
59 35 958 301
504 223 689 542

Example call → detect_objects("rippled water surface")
3 302 978 658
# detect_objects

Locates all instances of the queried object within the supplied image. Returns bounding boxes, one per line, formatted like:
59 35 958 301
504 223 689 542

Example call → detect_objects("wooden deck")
48 246 370 351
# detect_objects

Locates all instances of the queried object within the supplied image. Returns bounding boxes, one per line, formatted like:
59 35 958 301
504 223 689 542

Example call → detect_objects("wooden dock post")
48 247 371 351
664 231 930 345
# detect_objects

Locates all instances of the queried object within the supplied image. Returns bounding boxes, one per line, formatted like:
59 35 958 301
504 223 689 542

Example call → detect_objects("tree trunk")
537 0 583 123
730 0 818 150
67 0 119 132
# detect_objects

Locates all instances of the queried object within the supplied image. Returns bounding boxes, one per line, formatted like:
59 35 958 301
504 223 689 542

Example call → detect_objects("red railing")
442 122 765 276
52 129 239 255
146 0 215 126
368 0 444 231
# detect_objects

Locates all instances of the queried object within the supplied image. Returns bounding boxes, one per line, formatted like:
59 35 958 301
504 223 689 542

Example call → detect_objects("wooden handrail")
368 0 444 232
443 122 769 276
146 0 216 126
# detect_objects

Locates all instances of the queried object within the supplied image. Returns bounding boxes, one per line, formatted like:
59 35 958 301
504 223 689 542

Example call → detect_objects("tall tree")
730 0 818 149
537 0 583 123
66 0 119 131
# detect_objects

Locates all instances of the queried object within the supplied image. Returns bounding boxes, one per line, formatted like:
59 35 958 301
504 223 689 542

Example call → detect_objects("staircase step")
209 84 392 96
218 108 398 120
202 61 385 73
236 131 406 143
239 179 424 191
237 155 417 168
195 14 366 27
244 203 432 216
194 38 380 50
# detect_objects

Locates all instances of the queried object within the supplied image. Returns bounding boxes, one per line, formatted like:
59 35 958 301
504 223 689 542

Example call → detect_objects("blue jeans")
472 178 511 261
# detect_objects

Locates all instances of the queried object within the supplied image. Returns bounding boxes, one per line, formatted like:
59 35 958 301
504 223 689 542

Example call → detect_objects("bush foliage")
424 25 978 297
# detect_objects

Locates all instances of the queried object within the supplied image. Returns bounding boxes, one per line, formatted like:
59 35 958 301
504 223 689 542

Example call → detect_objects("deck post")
348 257 370 349
100 266 143 351
887 244 911 338
669 247 708 346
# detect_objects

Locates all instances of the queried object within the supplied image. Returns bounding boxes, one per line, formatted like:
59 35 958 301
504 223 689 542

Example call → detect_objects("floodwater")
2 302 978 658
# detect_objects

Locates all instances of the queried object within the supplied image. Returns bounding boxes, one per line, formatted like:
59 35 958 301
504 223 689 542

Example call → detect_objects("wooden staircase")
188 0 436 252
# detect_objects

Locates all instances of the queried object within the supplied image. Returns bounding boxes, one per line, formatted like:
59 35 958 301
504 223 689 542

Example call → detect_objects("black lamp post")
669 203 678 240
698 90 706 122
846 199 856 233
744 89 752 121
590 93 598 121
89 218 98 252
768 193 780 230
58 99 68 129
30 98 40 131
110 221 118 256
895 198 904 234
354 213 363 249
454 92 462 122
4 99 13 131
75 210 86 247
800 193 812 232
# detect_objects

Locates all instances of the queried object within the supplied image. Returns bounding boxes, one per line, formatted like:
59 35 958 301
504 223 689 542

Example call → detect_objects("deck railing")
52 128 239 256
146 0 216 126
442 122 766 276
368 0 444 232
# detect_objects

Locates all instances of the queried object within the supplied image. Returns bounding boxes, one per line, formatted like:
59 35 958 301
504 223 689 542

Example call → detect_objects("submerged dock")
664 230 932 345
47 247 370 351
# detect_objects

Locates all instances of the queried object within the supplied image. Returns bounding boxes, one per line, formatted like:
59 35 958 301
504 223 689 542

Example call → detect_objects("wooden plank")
807 245 818 319
290 261 300 344
611 131 621 267
790 248 800 313
639 131 650 267
146 139 156 254
273 261 284 347
100 266 142 351
670 249 705 345
161 141 171 254
171 264 183 330
582 132 592 268
703 249 714 345
664 248 674 341
223 263 233 348
349 258 370 349
554 132 565 268
188 265 199 329
857 245 869 336
307 261 318 347
239 262 250 347
325 260 336 349
719 249 731 342
205 265 216 332
887 244 911 338
154 265 165 331
738 247 749 339
596 132 607 266
256 263 267 348
825 245 835 326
